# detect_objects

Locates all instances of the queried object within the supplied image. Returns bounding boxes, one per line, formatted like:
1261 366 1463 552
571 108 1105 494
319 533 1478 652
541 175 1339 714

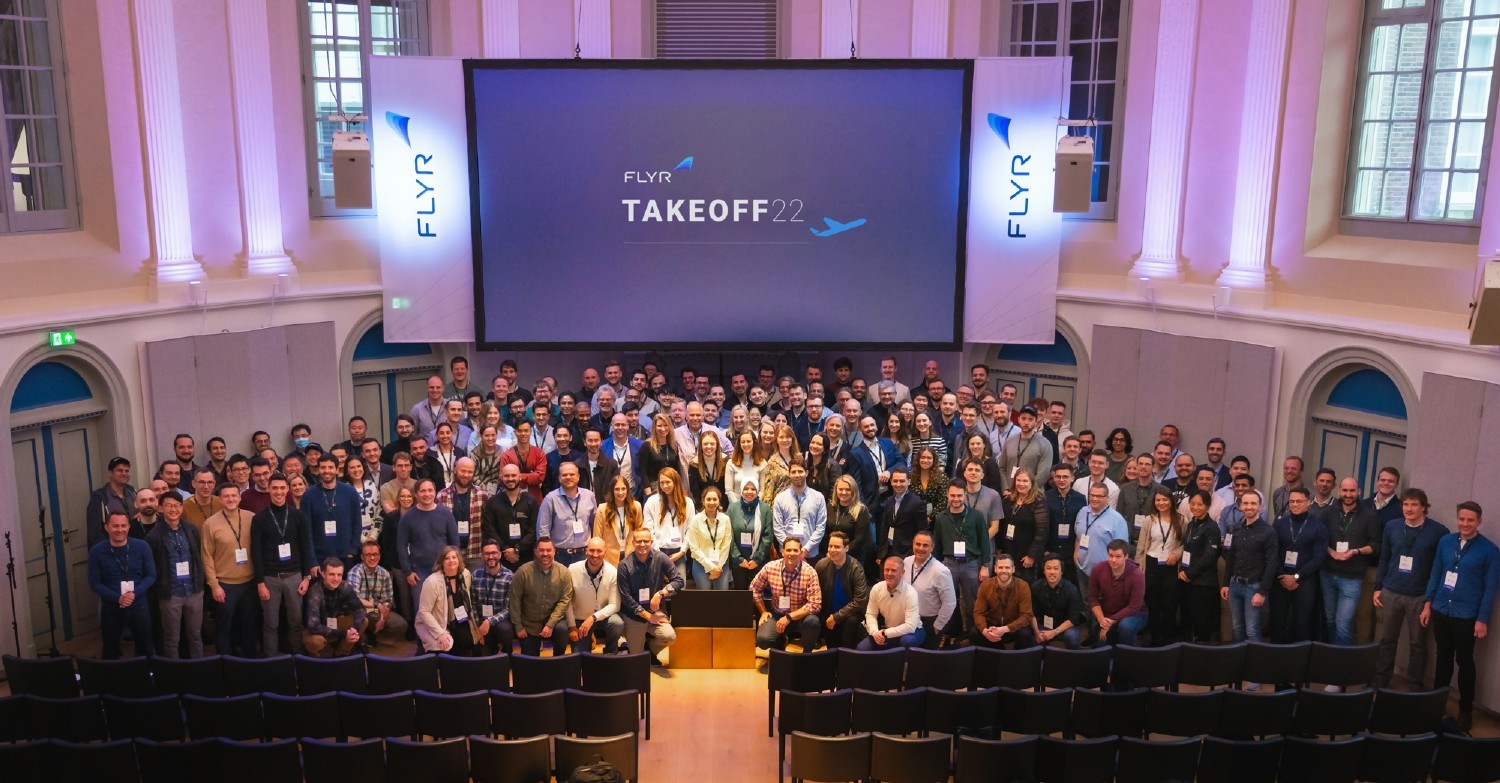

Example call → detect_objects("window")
1006 0 1128 220
301 0 426 217
0 0 75 233
1347 0 1500 227
654 0 778 59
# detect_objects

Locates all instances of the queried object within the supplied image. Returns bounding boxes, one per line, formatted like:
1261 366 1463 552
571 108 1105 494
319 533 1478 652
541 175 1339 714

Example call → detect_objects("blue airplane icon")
810 217 867 237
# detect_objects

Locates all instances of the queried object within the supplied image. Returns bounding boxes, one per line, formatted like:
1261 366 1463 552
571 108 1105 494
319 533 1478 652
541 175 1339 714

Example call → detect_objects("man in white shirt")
773 462 828 559
878 356 913 405
567 537 623 653
674 401 730 467
857 555 924 649
902 531 957 649
410 376 448 441
1073 450 1121 509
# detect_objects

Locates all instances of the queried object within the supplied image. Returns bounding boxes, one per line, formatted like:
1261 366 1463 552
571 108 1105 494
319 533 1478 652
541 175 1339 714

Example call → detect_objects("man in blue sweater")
1269 488 1328 644
301 455 362 571
88 512 157 658
1373 488 1447 690
1421 500 1499 731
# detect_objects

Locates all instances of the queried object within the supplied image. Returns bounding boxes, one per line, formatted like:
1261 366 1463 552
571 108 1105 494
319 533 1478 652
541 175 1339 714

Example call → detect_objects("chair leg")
645 692 651 741
768 692 774 737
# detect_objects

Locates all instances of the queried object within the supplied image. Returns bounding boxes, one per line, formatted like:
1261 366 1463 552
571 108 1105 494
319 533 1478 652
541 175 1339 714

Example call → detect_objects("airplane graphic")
810 217 867 237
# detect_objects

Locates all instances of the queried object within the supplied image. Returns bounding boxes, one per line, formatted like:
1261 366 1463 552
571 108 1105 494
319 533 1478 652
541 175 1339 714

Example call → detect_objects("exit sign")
48 330 76 347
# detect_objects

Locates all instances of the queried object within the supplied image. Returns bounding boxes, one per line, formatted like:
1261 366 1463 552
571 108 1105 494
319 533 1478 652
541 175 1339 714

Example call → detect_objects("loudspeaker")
332 131 372 209
1054 135 1095 213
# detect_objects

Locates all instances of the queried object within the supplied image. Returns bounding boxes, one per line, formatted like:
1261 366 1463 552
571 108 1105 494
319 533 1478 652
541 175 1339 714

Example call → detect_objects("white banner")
371 56 475 343
965 58 1068 344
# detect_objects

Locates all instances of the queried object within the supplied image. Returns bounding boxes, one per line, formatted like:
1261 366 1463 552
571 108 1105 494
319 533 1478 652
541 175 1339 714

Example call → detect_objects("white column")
481 0 521 57
132 0 202 286
1130 0 1202 281
225 0 293 278
575 0 611 58
1219 0 1293 291
911 0 950 58
822 0 860 59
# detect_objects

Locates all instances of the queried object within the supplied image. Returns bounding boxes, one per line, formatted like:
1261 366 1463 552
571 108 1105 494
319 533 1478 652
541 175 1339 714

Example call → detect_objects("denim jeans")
691 560 731 590
1320 573 1363 646
1227 579 1265 643
1102 612 1148 646
856 627 925 650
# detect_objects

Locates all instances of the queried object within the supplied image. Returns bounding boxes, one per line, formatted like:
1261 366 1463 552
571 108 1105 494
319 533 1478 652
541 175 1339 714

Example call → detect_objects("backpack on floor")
567 755 626 783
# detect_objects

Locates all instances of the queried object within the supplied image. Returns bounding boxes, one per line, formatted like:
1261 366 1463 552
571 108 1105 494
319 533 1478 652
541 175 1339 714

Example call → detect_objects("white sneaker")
1324 684 1343 693
755 646 770 660
1244 681 1261 691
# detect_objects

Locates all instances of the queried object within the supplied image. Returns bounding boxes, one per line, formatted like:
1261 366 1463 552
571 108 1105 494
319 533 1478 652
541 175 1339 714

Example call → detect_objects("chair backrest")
1040 646 1112 690
182 692 263 741
77 657 154 697
222 655 297 696
415 689 492 740
788 731 871 783
972 646 1043 690
778 688 853 738
835 647 907 691
1178 642 1246 689
301 736 385 783
1279 734 1364 783
1242 641 1310 689
851 688 927 735
338 690 416 740
367 653 440 694
954 735 1038 783
1110 643 1181 690
491 689 566 739
580 651 650 695
151 655 226 697
437 653 510 694
999 686 1072 737
870 732 952 783
1292 688 1374 739
1305 642 1377 689
768 648 840 694
564 688 642 738
1357 733 1440 783
0 695 26 742
469 734 552 783
554 732 640 783
136 736 220 783
1116 735 1200 783
510 653 583 694
1367 688 1449 736
1036 735 1118 783
1432 734 1500 783
1197 736 1283 783
926 687 1001 736
293 654 368 695
261 691 340 740
905 647 975 691
25 694 108 743
51 738 137 783
1215 689 1296 739
1145 688 1224 738
387 736 470 783
215 737 301 783
1070 687 1148 739
2 654 78 698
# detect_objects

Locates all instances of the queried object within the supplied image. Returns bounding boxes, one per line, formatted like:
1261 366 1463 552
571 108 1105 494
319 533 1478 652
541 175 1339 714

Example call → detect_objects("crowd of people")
82 355 1497 729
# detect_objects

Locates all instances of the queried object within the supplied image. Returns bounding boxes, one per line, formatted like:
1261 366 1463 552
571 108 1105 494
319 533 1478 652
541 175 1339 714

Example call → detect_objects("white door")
352 368 440 443
1310 416 1406 492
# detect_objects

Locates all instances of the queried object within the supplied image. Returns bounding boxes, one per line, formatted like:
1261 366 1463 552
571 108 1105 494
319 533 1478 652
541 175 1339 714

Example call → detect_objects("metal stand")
4 531 20 655
36 507 60 657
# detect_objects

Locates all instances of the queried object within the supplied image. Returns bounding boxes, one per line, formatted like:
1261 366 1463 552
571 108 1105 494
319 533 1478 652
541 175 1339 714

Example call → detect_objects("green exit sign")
48 330 76 347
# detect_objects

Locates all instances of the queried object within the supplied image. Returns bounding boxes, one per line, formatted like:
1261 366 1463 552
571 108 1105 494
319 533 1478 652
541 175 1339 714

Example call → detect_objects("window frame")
1342 0 1500 240
0 0 79 234
298 0 428 218
1000 0 1131 221
651 0 782 60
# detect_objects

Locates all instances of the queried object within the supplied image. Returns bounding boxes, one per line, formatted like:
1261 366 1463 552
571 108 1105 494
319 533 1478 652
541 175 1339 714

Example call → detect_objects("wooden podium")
667 589 758 669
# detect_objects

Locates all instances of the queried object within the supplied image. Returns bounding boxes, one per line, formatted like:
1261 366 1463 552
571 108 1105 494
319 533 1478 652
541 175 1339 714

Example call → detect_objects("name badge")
887 527 895 542
742 532 754 546
234 547 249 565
1078 534 1090 551
1284 551 1299 568
1010 466 1019 479
119 580 134 595
482 604 493 617
1444 570 1458 589
1043 615 1055 630
1181 551 1192 567
1336 541 1349 553
572 518 585 535
1135 514 1150 529
458 521 469 536
639 588 651 602
926 503 934 516
1057 524 1070 539
1398 555 1414 573
509 523 522 539
1006 524 1016 540
453 605 468 623
1222 534 1233 550
953 541 967 558
175 561 190 578
791 521 806 537
323 519 337 536
777 595 791 611
277 543 291 561
327 618 338 631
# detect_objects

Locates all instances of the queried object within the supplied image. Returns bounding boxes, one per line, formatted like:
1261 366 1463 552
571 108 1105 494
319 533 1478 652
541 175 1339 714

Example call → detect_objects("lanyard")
560 490 581 519
780 562 798 600
1288 517 1308 548
109 544 132 578
168 528 188 561
1083 511 1099 536
1453 538 1473 572
911 557 930 585
705 513 722 547
614 442 628 462
586 566 603 596
320 487 338 512
269 504 289 541
225 510 244 543
1155 515 1172 547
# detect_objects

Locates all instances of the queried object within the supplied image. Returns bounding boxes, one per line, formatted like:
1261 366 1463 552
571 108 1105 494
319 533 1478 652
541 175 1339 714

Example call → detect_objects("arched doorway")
9 359 114 646
1305 366 1408 492
989 330 1081 415
349 321 440 443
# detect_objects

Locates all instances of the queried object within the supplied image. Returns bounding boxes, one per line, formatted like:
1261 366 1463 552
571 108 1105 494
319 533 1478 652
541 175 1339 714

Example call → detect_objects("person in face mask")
291 423 313 452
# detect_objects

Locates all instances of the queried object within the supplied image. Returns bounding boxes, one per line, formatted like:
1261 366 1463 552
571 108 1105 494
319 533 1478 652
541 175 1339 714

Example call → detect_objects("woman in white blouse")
642 467 695 566
343 457 380 542
416 546 481 655
686 486 732 590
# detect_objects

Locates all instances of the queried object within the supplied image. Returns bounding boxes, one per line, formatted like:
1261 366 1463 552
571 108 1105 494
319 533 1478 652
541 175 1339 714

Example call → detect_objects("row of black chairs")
766 642 1378 734
775 685 1454 771
788 730 1500 783
0 732 639 783
0 688 639 745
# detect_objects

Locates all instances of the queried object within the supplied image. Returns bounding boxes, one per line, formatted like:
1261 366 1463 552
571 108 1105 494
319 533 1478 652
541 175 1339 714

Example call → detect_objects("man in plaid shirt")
751 537 824 652
472 541 517 654
438 457 492 569
348 541 408 648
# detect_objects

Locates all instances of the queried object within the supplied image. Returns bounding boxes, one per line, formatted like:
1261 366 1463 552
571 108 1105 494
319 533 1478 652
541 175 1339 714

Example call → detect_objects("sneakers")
1323 684 1343 693
754 646 770 660
649 653 664 667
1244 682 1261 692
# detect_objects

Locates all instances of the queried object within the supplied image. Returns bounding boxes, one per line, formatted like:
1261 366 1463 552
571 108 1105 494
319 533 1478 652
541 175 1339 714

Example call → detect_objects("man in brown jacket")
972 553 1034 648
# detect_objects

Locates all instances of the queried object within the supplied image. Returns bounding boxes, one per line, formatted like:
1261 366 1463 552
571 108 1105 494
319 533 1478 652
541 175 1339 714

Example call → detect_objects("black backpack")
567 755 626 783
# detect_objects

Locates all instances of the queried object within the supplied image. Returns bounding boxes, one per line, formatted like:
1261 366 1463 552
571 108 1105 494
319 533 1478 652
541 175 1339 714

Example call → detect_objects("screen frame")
464 58 973 352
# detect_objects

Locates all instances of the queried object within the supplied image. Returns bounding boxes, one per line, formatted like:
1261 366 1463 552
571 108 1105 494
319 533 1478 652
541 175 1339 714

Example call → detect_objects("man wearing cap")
999 406 1055 486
